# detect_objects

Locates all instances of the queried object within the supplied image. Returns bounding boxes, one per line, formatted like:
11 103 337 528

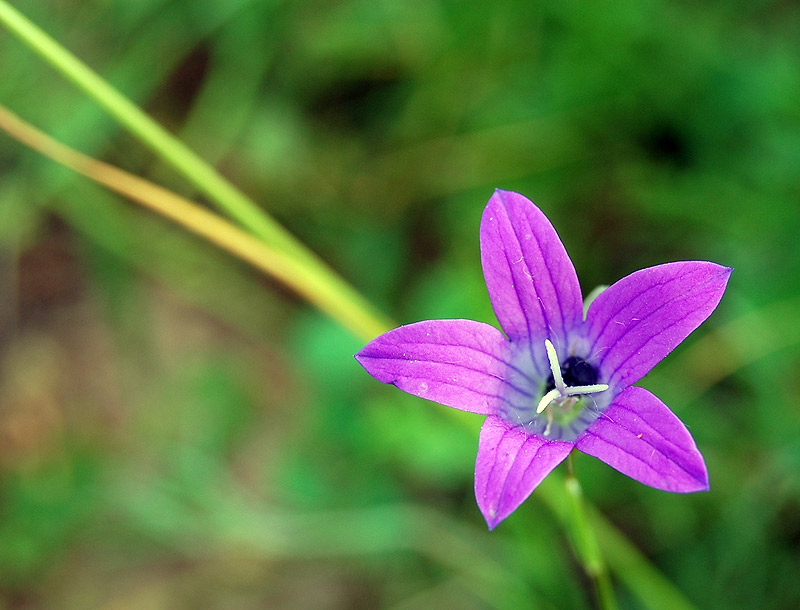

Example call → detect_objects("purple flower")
356 190 731 529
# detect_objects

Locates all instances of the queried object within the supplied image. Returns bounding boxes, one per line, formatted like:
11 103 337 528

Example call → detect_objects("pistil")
536 339 609 415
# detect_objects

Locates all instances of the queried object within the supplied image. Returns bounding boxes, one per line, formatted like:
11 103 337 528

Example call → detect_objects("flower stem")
564 453 619 610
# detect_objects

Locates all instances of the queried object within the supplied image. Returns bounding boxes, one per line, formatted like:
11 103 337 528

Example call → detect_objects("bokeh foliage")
1 0 799 608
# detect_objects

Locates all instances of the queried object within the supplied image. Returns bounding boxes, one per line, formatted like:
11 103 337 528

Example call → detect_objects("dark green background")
1 0 799 608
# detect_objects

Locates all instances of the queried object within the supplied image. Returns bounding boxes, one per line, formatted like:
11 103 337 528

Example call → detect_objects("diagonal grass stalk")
0 1 278 248
0 105 390 341
0 0 391 339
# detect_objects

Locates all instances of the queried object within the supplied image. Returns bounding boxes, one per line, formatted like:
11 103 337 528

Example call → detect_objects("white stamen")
537 340 608 417
544 339 565 393
536 388 562 414
564 383 609 396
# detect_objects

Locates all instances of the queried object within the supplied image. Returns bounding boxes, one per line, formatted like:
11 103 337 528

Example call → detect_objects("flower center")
549 356 599 388
536 339 608 436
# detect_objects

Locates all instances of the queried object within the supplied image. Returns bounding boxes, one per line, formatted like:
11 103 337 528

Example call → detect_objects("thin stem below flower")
564 453 619 610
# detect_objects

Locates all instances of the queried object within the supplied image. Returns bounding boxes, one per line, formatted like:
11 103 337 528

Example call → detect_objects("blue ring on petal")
498 344 614 441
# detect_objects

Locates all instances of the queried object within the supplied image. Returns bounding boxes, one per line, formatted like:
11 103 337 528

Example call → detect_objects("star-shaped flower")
356 190 731 529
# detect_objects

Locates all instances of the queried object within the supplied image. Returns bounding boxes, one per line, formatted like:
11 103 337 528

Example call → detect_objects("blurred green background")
1 0 799 608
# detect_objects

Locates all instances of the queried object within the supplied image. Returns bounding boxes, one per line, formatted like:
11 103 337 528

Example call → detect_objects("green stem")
538 469 698 610
0 0 392 340
564 453 619 610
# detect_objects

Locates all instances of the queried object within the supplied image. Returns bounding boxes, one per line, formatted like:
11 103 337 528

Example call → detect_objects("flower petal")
480 190 583 375
355 319 515 415
586 262 732 390
575 387 708 492
475 415 573 529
